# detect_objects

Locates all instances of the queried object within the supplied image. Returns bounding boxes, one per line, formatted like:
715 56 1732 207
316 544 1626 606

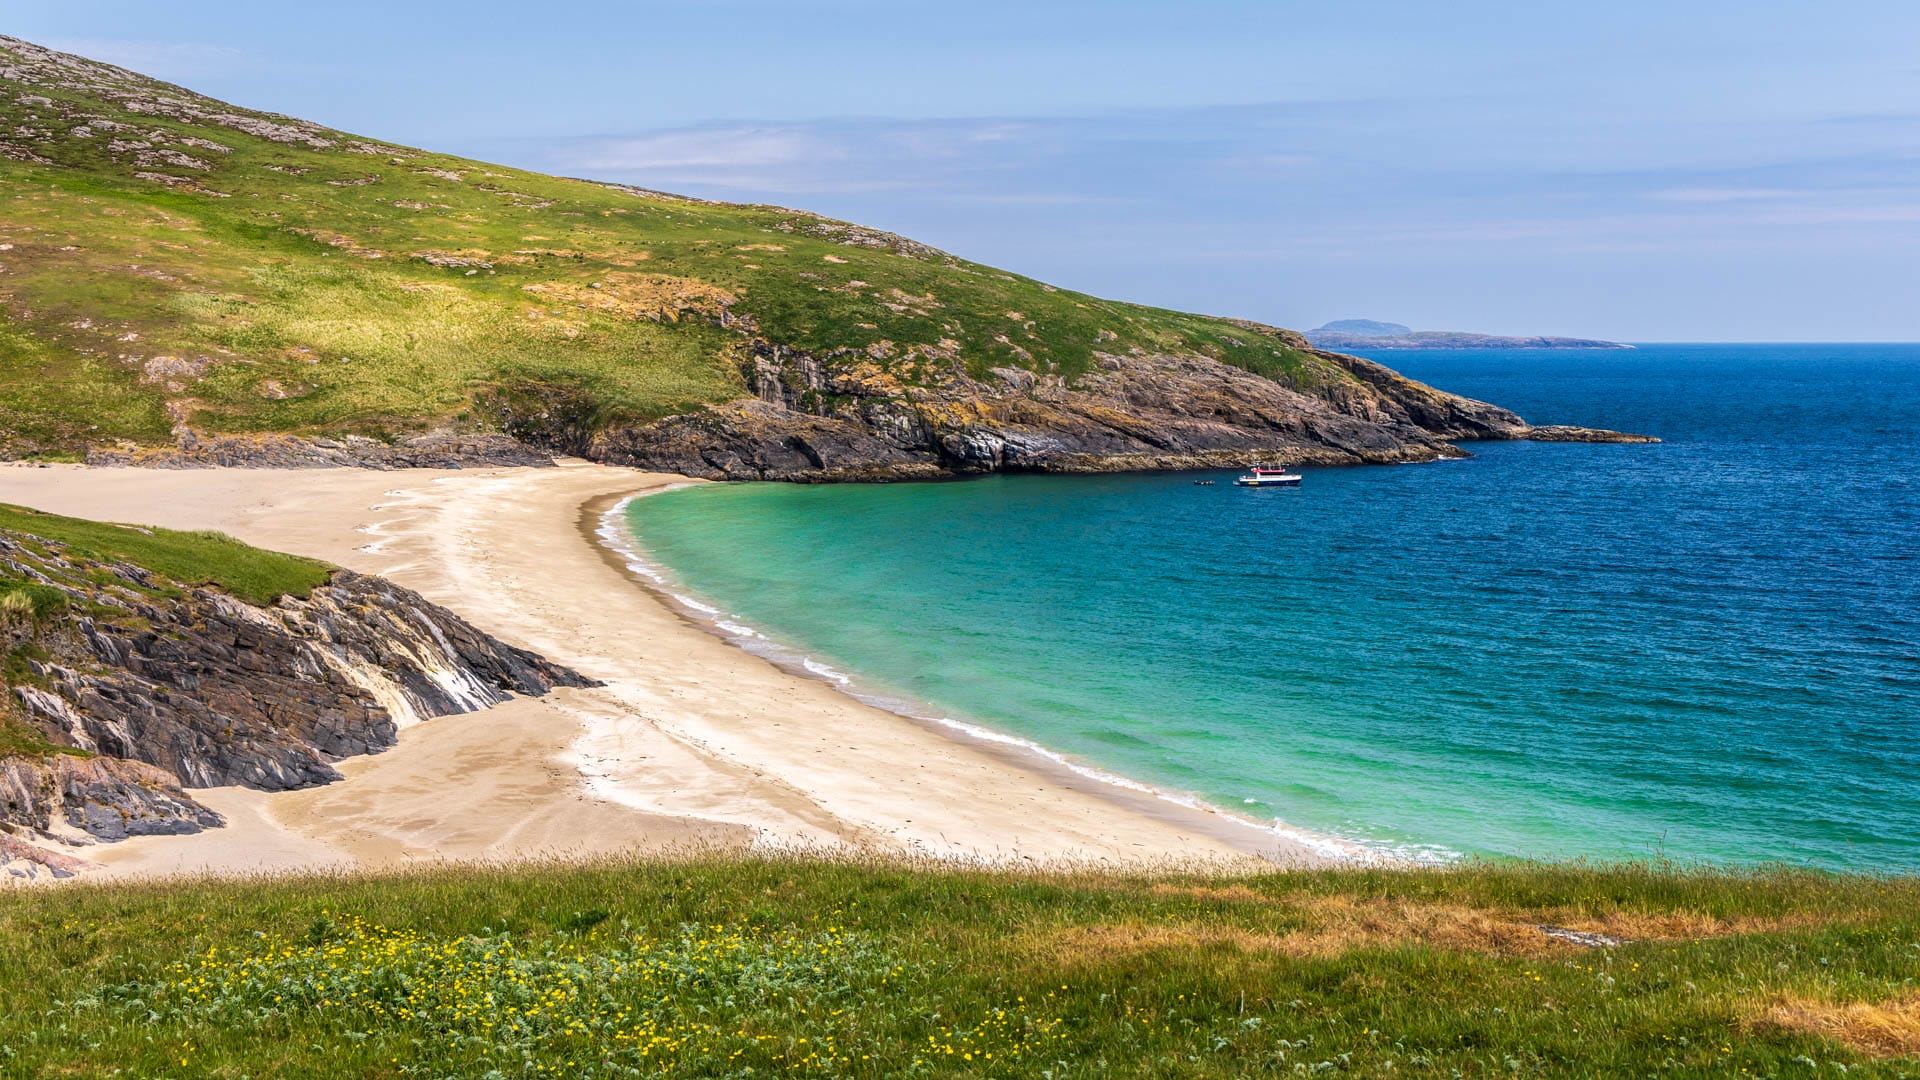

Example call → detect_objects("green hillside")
0 35 1324 462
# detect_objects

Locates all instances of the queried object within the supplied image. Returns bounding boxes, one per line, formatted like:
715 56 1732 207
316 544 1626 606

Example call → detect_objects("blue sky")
12 0 1919 340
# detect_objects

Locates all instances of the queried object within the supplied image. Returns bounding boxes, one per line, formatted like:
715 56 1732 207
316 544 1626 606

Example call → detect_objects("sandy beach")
0 461 1333 879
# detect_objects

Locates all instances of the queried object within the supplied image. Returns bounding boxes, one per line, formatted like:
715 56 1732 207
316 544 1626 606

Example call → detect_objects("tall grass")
5 855 1919 1076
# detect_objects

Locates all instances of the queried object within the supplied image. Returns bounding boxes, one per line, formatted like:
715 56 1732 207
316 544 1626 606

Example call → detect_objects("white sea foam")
593 496 666 583
801 658 853 685
593 490 1436 867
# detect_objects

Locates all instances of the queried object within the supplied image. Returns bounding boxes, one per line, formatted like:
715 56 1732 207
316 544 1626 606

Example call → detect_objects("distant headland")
1305 319 1633 350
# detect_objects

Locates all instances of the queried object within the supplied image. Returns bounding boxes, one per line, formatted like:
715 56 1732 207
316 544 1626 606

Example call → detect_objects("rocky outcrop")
503 331 1653 482
1519 425 1661 444
86 432 553 470
0 831 98 881
12 569 592 792
1 755 220 841
0 532 594 863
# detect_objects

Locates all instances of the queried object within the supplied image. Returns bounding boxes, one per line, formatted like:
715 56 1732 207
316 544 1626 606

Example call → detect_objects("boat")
1233 464 1302 488
1192 480 1215 486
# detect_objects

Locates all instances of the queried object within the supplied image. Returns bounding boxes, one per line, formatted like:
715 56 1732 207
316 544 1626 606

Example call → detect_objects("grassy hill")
4 857 1919 1076
0 36 1640 477
0 36 1300 453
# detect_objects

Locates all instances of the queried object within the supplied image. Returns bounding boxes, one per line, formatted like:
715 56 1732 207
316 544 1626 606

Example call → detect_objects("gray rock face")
0 831 98 880
11 568 595 794
0 534 595 849
0 755 221 840
500 330 1653 482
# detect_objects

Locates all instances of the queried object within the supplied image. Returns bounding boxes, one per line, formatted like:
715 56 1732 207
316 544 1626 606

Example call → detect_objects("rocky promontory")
0 37 1653 482
0 520 593 880
500 325 1655 482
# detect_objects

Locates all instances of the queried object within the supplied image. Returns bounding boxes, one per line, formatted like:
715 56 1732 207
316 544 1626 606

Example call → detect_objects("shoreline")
590 487 1367 864
0 462 1342 880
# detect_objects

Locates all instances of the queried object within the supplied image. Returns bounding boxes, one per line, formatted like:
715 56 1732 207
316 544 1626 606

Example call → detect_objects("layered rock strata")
0 533 593 879
502 333 1655 482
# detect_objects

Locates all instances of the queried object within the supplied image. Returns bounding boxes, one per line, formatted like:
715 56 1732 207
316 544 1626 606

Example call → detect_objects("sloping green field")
0 502 331 604
0 35 1322 460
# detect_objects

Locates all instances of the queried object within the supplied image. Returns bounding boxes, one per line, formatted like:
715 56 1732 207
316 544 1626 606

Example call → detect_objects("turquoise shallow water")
624 345 1920 868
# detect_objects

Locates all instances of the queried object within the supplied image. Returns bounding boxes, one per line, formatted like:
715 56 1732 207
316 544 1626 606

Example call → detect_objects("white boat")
1233 464 1302 487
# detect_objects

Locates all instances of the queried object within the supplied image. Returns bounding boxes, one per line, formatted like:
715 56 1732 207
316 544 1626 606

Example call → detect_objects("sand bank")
0 461 1334 877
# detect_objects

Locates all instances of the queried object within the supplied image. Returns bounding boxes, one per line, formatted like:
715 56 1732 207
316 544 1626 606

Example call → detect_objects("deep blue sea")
624 345 1920 868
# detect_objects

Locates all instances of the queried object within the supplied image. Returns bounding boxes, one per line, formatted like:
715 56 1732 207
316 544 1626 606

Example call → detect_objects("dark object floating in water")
1193 480 1215 486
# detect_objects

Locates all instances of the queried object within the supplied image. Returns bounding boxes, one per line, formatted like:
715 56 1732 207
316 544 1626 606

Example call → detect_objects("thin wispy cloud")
16 0 1919 337
1756 205 1920 226
565 129 827 172
513 103 1920 253
504 98 1920 337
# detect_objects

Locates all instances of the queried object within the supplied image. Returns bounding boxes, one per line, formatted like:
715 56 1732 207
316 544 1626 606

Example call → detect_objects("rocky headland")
0 36 1653 482
0 521 592 880
497 327 1655 482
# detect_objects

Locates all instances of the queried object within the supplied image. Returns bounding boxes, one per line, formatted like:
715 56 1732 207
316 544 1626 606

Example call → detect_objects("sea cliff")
508 327 1655 481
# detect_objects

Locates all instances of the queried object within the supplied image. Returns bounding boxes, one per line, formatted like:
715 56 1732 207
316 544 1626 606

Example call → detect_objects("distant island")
1305 319 1633 350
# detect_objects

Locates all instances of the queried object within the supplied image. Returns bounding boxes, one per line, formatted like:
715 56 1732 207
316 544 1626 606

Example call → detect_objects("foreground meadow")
4 858 1920 1077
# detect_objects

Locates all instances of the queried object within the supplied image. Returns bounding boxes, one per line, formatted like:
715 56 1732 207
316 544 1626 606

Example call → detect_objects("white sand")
0 461 1333 878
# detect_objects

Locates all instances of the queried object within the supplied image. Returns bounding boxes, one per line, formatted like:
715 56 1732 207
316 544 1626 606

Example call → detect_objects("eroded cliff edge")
0 522 593 880
496 326 1656 483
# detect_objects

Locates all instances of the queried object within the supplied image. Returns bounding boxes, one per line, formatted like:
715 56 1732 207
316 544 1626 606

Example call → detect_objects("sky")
10 0 1919 340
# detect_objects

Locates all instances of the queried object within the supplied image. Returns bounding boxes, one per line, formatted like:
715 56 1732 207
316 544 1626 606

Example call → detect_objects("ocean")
621 344 1920 869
